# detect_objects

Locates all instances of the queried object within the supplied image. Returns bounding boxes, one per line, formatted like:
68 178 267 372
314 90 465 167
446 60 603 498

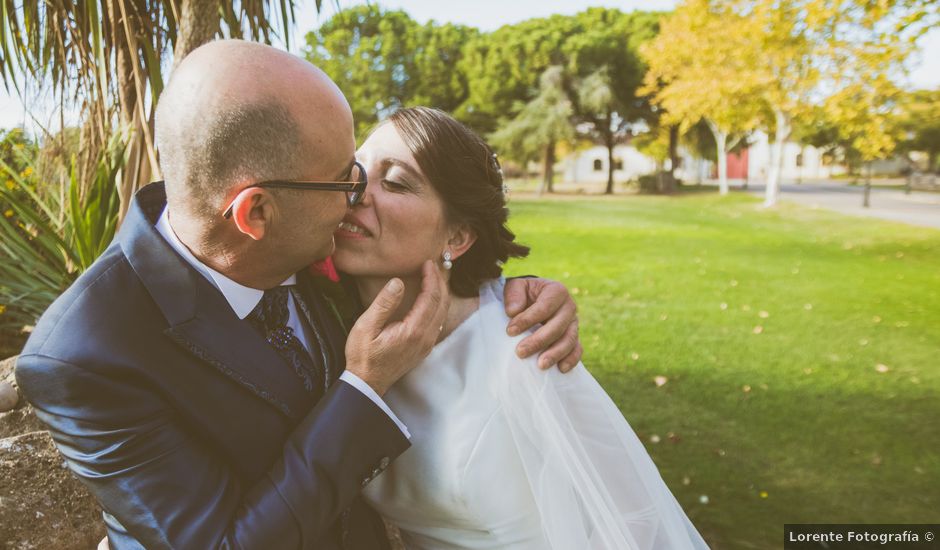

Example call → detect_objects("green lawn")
502 191 940 549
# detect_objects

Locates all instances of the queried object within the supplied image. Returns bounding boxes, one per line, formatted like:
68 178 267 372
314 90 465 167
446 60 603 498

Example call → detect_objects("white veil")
481 280 710 550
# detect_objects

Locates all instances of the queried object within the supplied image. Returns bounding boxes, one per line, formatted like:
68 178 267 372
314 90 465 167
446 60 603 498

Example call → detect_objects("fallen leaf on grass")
742 384 752 392
654 376 668 387
650 434 661 444
699 495 710 504
752 325 764 334
875 364 890 373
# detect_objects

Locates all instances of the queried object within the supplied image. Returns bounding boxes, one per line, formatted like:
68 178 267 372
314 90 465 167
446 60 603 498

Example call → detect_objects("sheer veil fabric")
481 280 709 549
363 279 709 549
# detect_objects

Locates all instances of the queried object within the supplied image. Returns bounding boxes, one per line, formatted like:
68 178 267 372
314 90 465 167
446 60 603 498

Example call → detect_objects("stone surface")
0 381 17 413
0 431 105 550
0 403 45 440
0 355 15 384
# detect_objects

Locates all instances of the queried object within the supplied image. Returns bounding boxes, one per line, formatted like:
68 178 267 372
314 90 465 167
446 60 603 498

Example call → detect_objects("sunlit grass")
503 191 940 549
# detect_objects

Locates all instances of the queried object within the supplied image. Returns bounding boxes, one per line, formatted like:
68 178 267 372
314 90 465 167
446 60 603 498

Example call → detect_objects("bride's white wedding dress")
361 279 709 550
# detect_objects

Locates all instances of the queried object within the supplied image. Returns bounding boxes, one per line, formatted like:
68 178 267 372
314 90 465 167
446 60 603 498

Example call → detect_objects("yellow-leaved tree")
642 0 937 206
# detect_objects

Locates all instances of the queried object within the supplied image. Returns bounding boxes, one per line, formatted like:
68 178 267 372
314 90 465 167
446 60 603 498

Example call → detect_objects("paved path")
744 181 940 230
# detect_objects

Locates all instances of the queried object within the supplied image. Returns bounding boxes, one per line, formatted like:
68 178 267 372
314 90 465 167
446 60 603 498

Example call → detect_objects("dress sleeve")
482 292 710 549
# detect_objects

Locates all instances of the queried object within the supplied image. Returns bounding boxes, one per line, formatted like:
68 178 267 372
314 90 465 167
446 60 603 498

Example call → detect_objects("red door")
726 148 749 179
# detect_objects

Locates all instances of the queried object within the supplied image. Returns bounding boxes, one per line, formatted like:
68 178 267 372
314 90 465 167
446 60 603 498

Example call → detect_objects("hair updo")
386 107 530 297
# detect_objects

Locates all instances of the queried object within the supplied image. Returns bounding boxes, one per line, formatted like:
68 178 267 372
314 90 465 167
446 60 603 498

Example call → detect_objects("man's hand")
346 260 449 396
504 277 582 372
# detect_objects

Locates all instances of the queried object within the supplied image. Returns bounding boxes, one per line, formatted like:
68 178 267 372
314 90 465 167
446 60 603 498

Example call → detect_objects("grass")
502 191 940 549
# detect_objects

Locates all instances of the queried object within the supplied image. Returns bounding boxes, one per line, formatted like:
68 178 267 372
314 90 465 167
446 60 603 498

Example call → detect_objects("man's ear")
447 224 477 261
230 187 274 241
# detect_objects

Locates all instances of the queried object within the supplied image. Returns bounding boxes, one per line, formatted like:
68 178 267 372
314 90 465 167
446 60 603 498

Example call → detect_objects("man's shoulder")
22 242 151 360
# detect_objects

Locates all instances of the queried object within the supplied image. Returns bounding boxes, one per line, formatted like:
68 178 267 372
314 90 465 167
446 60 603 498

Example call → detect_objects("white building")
560 144 659 183
557 131 897 186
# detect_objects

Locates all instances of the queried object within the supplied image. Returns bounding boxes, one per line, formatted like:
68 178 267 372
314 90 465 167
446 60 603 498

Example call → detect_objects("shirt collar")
155 207 295 320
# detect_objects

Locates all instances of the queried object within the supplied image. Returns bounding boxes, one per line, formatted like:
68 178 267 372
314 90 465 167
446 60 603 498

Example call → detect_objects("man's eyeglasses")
222 160 368 219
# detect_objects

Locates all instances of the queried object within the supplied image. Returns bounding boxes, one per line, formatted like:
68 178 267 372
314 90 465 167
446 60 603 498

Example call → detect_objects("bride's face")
332 122 451 279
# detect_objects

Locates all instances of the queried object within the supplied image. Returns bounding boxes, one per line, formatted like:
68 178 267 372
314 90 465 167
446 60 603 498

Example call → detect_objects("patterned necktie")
247 285 325 397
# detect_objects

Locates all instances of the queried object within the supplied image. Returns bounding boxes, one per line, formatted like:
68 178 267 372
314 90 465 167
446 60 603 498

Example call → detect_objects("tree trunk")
605 121 615 195
663 124 679 194
797 145 805 184
929 150 938 174
108 0 158 223
863 161 872 208
539 141 555 195
706 119 728 195
174 0 222 67
764 109 790 207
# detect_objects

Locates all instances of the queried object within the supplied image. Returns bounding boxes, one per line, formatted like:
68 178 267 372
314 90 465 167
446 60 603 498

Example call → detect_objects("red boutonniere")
310 256 340 282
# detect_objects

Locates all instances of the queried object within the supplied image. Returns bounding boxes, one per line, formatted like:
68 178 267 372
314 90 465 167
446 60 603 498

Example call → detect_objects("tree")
641 0 763 195
896 89 940 173
1 0 313 219
306 5 420 138
489 66 574 194
566 8 660 195
644 0 937 205
632 123 671 192
456 15 580 134
825 77 902 207
305 5 477 139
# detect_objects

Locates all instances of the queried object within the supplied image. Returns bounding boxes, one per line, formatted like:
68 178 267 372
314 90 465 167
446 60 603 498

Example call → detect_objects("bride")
332 106 709 550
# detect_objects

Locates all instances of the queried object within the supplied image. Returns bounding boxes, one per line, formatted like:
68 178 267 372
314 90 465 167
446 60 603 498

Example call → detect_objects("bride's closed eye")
382 178 410 192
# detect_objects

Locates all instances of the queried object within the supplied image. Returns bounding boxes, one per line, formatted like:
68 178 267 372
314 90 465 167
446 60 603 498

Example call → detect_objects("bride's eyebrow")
380 158 422 180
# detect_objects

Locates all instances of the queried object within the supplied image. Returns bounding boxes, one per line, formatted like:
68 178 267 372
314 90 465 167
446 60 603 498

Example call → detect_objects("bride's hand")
345 260 449 396
504 278 581 372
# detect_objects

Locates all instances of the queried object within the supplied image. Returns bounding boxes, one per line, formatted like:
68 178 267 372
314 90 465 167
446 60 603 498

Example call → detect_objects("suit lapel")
295 271 350 384
120 183 308 422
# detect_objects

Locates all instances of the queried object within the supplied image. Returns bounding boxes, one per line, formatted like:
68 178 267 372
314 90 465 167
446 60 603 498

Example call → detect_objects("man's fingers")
514 299 576 358
557 341 583 373
355 278 405 336
503 277 531 317
402 261 447 338
527 314 577 368
506 281 566 337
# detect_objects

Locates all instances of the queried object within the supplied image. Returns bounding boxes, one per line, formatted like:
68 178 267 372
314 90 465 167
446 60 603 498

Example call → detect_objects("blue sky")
1 0 937 130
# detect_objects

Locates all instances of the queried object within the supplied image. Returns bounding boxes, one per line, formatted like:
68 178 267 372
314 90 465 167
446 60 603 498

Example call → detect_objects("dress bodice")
361 282 548 549
361 280 710 550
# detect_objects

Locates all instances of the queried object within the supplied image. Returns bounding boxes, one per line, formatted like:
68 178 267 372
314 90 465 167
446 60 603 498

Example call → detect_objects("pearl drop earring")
442 251 453 270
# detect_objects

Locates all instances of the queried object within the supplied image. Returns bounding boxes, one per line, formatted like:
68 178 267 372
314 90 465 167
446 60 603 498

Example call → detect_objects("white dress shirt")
155 207 409 438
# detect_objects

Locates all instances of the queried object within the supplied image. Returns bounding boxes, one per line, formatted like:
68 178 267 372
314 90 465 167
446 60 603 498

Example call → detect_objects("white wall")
745 132 838 182
562 145 658 183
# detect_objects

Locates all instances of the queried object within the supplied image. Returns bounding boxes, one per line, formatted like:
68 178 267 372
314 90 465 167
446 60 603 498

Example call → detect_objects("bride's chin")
330 250 369 275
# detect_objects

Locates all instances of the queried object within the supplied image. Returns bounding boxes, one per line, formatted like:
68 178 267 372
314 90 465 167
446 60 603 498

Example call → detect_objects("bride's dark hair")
386 107 530 297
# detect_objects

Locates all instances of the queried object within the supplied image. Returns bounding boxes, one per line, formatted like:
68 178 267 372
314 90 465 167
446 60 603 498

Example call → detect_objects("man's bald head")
155 40 354 220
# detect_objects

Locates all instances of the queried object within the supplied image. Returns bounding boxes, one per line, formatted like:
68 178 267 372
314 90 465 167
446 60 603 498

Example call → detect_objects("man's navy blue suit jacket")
15 182 410 549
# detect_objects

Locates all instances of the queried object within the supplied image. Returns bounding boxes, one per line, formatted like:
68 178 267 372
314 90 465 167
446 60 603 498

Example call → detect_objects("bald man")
16 40 582 550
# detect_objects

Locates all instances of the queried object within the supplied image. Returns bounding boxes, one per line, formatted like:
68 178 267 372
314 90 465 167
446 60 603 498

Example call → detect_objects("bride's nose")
354 180 375 208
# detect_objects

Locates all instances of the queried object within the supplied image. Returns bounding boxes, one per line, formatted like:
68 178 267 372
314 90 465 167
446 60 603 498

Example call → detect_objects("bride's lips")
335 214 373 240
